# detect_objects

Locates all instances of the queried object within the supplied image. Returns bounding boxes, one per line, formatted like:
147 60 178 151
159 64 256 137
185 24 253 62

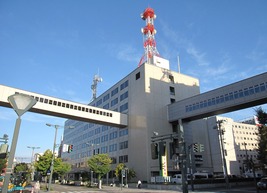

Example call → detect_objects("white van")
171 174 191 184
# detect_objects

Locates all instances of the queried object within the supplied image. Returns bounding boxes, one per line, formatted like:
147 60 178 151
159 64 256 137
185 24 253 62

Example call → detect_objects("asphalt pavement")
37 182 262 193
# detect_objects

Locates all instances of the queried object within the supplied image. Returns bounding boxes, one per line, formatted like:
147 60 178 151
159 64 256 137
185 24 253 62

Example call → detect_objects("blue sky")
0 0 267 160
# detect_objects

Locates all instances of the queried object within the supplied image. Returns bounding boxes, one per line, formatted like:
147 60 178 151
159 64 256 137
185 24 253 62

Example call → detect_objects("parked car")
193 172 213 179
171 174 191 184
257 177 267 189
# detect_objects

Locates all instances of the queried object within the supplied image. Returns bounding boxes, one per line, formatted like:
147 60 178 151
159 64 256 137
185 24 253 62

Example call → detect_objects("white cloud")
186 46 209 66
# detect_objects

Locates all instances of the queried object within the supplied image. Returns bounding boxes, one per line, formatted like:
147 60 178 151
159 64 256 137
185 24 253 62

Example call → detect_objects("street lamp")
27 146 41 162
27 146 40 181
46 123 74 191
2 93 37 193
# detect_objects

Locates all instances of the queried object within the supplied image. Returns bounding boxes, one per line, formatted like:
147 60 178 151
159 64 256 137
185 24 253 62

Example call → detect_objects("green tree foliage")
87 154 112 188
35 150 52 176
14 163 30 173
13 163 31 184
0 158 7 174
255 107 267 173
35 150 71 179
115 163 136 182
53 158 71 178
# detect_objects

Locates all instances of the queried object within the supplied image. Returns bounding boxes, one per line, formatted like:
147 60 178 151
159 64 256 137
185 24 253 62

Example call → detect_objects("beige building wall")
189 116 259 177
125 63 200 181
62 62 200 182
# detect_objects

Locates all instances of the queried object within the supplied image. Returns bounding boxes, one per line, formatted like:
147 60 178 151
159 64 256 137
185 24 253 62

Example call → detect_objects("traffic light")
151 143 158 159
199 144 204 152
68 144 73 153
193 143 199 153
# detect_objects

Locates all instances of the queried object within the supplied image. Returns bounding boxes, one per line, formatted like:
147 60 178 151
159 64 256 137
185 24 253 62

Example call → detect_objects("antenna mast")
90 74 102 102
138 7 160 67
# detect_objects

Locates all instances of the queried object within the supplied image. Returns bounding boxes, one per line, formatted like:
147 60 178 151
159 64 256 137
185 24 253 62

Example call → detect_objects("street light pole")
2 93 37 193
27 146 40 181
27 146 40 163
46 123 74 191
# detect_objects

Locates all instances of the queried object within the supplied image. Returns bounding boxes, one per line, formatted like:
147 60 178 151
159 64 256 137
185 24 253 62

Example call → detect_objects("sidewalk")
38 183 228 193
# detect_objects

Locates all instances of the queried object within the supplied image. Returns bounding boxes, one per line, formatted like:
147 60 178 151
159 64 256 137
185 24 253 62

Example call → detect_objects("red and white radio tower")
138 7 160 67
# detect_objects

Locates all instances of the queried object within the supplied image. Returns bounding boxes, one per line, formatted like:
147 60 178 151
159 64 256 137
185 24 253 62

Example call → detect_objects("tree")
0 158 7 174
53 158 71 179
87 154 112 189
35 150 71 181
13 163 31 185
115 163 136 182
35 150 52 176
255 107 267 174
14 163 30 173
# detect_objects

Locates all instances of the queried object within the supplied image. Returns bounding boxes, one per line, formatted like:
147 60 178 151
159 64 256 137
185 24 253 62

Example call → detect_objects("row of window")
65 125 128 143
93 80 129 107
236 137 257 141
72 140 129 160
72 141 129 159
234 131 257 135
185 82 267 112
236 142 258 147
15 91 114 118
233 125 258 130
86 155 127 165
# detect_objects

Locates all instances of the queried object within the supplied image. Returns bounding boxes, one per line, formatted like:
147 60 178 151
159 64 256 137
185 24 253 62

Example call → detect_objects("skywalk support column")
178 119 188 193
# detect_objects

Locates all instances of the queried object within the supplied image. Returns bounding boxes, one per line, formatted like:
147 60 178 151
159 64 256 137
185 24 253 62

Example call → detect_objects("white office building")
61 59 201 182
188 116 260 177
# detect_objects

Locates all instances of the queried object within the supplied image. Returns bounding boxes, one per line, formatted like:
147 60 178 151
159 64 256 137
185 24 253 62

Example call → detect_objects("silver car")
257 177 267 189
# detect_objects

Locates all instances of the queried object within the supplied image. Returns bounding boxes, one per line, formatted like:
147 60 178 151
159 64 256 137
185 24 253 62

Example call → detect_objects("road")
38 183 264 193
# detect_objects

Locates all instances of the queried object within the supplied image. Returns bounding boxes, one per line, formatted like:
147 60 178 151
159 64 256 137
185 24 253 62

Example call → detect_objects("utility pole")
215 120 230 189
178 119 188 193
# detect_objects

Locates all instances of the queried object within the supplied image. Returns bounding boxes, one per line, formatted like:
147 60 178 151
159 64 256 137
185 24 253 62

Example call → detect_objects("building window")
119 155 128 163
103 103 109 109
120 80 129 90
101 146 108 153
102 125 108 132
110 131 118 140
170 86 175 95
119 141 128 150
101 135 108 142
169 75 174 83
96 99 102 106
136 72 140 80
95 127 101 134
255 85 260 93
120 91 128 101
111 98 118 107
109 144 117 152
120 103 128 112
111 157 117 164
260 83 266 91
170 98 175 104
103 93 110 102
119 129 128 137
111 87 118 96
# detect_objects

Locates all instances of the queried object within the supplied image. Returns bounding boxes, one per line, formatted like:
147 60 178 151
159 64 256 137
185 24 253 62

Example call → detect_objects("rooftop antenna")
138 7 160 67
177 55 181 73
90 72 102 102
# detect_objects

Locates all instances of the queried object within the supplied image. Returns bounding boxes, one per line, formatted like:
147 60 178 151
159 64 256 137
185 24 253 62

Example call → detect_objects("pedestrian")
137 180 142 189
34 181 40 193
